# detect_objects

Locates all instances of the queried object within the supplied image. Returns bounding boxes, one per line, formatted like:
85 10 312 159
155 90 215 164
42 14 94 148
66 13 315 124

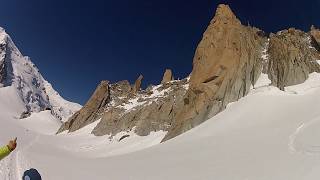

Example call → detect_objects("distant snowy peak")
0 27 81 121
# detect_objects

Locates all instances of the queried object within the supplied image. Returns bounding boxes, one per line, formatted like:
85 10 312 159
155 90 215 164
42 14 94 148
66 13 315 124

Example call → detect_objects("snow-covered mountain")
1 61 320 179
1 3 320 180
58 4 320 143
0 27 81 121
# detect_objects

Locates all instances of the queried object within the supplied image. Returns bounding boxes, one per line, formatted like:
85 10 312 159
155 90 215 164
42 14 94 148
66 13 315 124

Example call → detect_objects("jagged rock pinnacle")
132 75 143 94
161 69 174 84
211 4 241 25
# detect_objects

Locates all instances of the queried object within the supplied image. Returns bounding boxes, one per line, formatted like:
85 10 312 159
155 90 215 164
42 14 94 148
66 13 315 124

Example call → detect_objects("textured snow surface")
58 119 167 158
1 72 320 179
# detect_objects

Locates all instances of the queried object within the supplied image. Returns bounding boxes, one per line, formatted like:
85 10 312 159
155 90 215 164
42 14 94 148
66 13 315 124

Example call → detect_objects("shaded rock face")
57 80 110 133
0 44 5 85
311 25 320 46
59 77 189 136
163 4 266 140
161 69 174 84
132 75 143 94
267 29 320 90
58 4 320 142
93 79 188 136
0 37 10 87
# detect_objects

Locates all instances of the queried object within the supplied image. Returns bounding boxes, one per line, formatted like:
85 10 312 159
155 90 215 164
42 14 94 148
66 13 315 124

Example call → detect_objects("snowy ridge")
120 84 174 112
43 81 81 121
0 28 81 120
109 78 189 113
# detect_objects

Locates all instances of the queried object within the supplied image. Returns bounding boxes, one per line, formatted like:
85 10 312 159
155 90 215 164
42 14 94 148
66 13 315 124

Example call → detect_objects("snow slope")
2 26 320 179
1 70 320 179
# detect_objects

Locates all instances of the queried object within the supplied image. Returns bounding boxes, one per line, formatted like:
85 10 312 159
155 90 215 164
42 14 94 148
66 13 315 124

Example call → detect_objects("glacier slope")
1 73 320 179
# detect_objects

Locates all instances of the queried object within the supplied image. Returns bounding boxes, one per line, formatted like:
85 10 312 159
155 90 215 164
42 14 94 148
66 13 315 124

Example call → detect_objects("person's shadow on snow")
22 168 42 180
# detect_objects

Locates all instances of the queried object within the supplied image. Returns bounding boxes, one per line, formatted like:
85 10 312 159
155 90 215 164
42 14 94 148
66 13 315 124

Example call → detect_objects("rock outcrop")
0 34 6 85
92 79 188 136
267 29 320 90
57 80 110 133
132 75 143 94
311 25 320 46
163 4 266 140
59 76 189 136
0 55 5 85
161 69 174 84
58 4 320 142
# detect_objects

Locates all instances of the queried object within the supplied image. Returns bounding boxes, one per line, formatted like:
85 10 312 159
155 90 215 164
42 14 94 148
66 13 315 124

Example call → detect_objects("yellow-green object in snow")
0 145 11 161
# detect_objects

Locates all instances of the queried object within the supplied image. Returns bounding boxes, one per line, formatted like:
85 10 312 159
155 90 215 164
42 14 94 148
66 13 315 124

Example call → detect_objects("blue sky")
0 0 319 104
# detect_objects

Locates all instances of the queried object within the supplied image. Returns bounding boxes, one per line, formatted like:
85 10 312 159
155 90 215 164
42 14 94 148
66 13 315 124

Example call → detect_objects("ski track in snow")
289 116 320 155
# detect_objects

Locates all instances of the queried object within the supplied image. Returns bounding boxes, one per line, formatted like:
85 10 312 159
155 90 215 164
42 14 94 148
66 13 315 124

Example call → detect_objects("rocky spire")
57 80 110 133
132 75 143 93
211 4 241 25
161 69 174 84
163 4 266 141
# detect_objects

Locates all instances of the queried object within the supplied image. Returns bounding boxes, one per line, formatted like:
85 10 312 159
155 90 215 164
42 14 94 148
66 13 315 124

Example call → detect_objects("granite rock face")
132 75 143 94
58 4 320 142
311 25 320 46
163 4 266 140
57 80 110 133
92 79 189 136
161 69 174 84
267 29 320 90
59 77 189 136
